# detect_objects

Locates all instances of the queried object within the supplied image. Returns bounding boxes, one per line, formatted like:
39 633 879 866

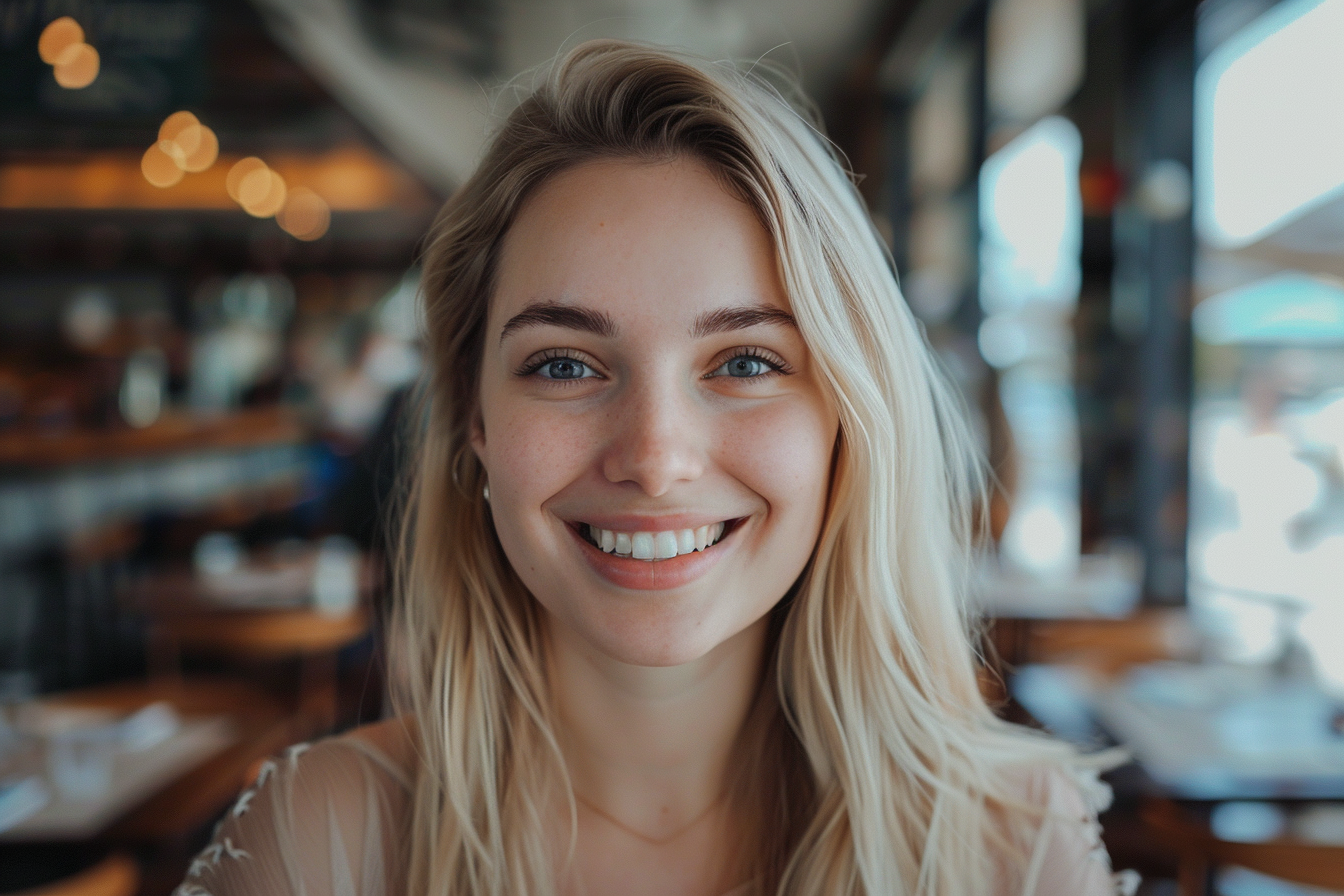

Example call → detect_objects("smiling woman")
176 40 1133 896
474 157 836 666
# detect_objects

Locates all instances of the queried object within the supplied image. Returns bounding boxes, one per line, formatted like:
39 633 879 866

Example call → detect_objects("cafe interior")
1 0 1342 892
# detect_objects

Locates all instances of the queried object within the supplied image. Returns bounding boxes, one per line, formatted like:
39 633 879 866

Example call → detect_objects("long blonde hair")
390 39 1076 895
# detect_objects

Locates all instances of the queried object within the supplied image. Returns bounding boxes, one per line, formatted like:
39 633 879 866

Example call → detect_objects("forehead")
489 157 787 326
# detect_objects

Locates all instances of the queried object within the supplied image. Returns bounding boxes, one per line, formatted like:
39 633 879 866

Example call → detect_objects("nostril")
601 446 706 494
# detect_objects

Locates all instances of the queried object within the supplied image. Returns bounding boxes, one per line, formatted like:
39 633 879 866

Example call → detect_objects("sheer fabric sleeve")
1016 765 1141 896
172 734 412 896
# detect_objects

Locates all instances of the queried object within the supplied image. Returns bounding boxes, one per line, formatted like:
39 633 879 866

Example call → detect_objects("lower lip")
568 524 735 591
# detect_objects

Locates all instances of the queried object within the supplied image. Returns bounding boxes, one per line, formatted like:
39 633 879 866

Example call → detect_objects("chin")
603 637 717 668
578 608 766 669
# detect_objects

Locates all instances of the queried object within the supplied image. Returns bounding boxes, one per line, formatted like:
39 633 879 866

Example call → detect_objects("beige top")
173 723 1138 896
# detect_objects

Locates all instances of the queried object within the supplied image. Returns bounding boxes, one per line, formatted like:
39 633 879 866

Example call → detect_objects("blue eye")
710 354 778 378
535 357 594 380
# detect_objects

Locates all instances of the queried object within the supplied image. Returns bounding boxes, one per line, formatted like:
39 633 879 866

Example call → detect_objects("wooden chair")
153 606 371 731
981 608 1199 711
5 854 138 896
1142 798 1344 895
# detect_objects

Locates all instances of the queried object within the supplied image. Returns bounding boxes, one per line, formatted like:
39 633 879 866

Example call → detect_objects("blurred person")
176 41 1131 896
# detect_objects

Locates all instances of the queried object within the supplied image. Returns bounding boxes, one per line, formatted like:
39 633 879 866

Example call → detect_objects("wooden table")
125 552 377 732
1 677 300 844
1012 660 1344 799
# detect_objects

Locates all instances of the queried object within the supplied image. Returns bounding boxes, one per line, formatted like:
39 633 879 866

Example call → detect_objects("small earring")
483 482 491 503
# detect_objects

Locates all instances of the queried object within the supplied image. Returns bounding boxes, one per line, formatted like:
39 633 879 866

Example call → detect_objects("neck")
545 614 769 840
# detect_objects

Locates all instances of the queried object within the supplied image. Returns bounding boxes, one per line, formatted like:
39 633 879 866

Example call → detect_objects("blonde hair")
390 39 1077 895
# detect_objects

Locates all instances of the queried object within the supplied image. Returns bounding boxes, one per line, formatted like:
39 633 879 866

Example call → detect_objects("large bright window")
1191 0 1344 696
979 117 1084 579
1195 0 1344 248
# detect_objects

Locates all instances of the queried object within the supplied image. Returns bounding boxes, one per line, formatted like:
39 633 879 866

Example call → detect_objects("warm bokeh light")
2 146 427 212
141 144 185 188
277 187 331 240
155 112 219 174
226 157 268 203
158 111 199 145
158 111 201 165
239 168 287 217
53 43 99 89
158 136 190 166
38 17 83 64
180 126 219 173
237 167 272 207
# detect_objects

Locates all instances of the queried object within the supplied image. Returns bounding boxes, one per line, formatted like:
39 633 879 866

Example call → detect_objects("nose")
601 379 706 497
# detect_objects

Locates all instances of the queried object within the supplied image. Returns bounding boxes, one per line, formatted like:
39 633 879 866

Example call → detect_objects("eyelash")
515 348 602 381
705 346 792 379
514 346 792 383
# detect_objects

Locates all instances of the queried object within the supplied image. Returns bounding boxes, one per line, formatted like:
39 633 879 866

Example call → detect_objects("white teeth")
631 532 654 560
586 522 730 560
654 531 679 560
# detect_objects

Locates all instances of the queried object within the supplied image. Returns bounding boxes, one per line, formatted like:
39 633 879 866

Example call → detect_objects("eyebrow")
499 302 617 342
690 305 797 338
497 300 797 343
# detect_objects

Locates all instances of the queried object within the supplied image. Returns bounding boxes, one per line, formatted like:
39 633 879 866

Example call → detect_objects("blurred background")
1 0 1342 893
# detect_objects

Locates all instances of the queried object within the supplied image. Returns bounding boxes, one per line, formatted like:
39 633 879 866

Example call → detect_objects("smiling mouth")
576 520 736 561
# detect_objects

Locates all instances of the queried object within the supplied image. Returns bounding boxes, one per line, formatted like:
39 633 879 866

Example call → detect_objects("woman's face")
472 156 838 667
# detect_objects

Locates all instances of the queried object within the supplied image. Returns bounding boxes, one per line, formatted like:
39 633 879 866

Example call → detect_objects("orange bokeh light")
277 187 331 240
141 144 184 188
237 167 272 207
53 43 99 89
38 17 83 64
158 111 202 164
180 126 219 173
239 168 287 217
158 111 199 144
226 157 267 202
1 146 424 213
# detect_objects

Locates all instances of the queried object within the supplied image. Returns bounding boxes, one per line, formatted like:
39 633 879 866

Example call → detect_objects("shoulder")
1011 762 1112 819
173 719 418 896
336 715 419 787
252 716 417 810
343 715 419 765
1001 762 1139 896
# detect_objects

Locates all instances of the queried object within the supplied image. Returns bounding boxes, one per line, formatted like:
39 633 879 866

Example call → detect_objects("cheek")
718 399 837 522
482 404 594 508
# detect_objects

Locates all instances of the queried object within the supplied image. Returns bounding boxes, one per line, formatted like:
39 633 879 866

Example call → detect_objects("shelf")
0 407 315 558
0 406 306 470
